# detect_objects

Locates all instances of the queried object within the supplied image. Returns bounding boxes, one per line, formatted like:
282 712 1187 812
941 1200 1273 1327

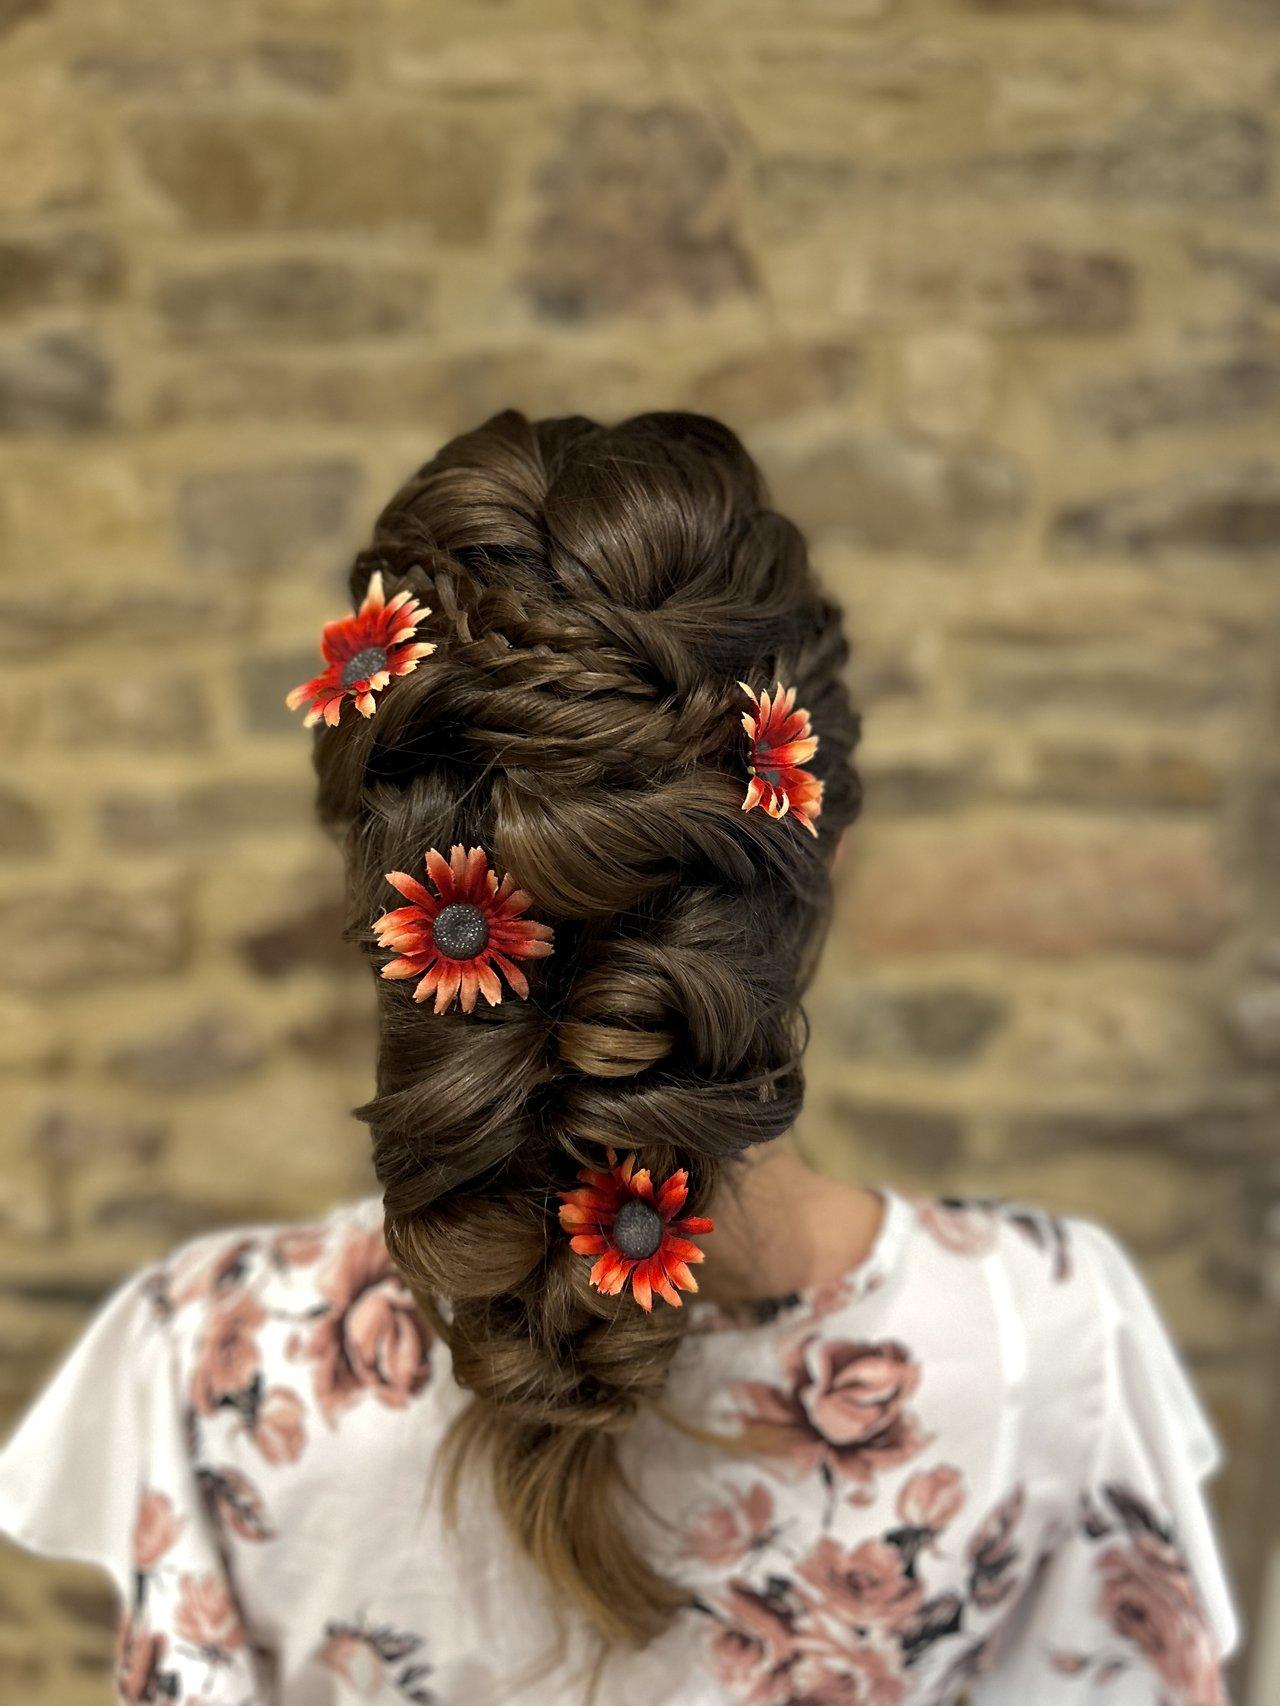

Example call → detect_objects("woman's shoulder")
0 1195 436 1599
149 1194 436 1429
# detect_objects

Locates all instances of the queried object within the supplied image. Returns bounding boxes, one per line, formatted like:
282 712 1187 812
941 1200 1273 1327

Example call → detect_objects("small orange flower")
286 570 435 727
559 1148 715 1312
739 680 823 836
374 845 554 1015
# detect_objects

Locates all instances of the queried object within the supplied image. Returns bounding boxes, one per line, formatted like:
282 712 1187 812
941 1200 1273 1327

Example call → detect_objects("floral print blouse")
0 1190 1238 1705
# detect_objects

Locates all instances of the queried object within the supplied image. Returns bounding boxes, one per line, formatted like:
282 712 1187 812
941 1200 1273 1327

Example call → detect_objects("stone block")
829 982 1007 1064
0 332 112 433
0 787 48 856
0 231 120 318
523 103 755 320
685 342 862 427
1021 738 1222 810
0 881 187 992
1053 461 1280 564
99 780 314 849
109 1014 264 1090
156 256 432 344
845 823 1234 959
128 112 500 240
174 457 361 574
830 1095 967 1173
770 431 1025 555
1068 356 1280 440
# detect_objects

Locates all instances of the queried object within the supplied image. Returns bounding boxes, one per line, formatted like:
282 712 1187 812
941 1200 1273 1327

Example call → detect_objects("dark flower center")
612 1199 664 1261
340 645 389 689
431 903 490 961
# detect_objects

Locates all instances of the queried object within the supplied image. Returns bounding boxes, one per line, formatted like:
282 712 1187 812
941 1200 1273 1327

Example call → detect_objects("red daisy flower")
286 570 435 728
558 1148 715 1312
373 844 554 1015
738 679 824 836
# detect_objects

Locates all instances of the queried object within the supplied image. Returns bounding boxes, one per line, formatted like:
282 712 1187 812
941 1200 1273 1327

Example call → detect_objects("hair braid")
309 410 862 1653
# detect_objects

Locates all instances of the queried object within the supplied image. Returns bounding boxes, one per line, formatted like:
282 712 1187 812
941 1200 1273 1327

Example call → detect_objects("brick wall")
1 0 1278 1697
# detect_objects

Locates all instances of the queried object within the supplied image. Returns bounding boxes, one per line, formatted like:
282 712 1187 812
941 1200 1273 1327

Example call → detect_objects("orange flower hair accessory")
738 679 823 836
373 845 554 1014
286 570 435 727
559 1148 715 1312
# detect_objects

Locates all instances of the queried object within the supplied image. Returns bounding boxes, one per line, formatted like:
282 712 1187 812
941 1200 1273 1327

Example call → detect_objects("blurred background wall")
1 0 1278 1698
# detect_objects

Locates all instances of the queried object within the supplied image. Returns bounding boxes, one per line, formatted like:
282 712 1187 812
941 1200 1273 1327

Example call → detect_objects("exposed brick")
109 1014 264 1090
1053 461 1280 563
0 231 120 318
239 651 322 735
0 881 187 992
997 981 1209 1086
48 673 209 751
1020 738 1222 810
0 786 48 855
830 1096 966 1173
686 342 862 426
156 257 432 344
100 780 314 848
1069 356 1280 440
240 892 351 977
830 983 1007 1064
524 104 755 320
129 112 501 239
882 242 1136 333
917 106 1270 206
845 824 1234 958
771 431 1025 555
0 332 112 433
175 457 361 574
1224 983 1280 1065
0 0 48 35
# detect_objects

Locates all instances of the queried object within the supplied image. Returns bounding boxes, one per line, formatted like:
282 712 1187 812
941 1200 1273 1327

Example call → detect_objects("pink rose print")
734 1337 926 1498
685 1482 778 1570
708 1582 797 1705
175 1572 246 1657
251 1385 307 1465
916 1197 1072 1282
272 1226 326 1267
198 1464 274 1543
708 1574 909 1706
966 1485 1025 1609
915 1200 998 1258
318 1620 435 1703
304 1227 431 1424
131 1489 183 1571
116 1610 172 1705
1082 1484 1226 1704
321 1629 385 1695
190 1291 267 1415
897 1465 965 1535
169 1238 256 1311
784 1645 905 1706
795 1536 923 1633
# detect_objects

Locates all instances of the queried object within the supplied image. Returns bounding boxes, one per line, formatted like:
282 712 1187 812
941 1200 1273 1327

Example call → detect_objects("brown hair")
309 410 861 1653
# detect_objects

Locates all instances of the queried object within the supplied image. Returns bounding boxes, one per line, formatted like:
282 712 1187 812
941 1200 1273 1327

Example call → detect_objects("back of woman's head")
310 409 862 1651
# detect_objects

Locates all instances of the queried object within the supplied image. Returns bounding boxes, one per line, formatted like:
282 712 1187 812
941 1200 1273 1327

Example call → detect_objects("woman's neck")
694 1141 885 1308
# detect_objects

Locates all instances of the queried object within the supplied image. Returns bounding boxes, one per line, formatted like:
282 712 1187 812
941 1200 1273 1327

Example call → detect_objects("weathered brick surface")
2 1 1278 1696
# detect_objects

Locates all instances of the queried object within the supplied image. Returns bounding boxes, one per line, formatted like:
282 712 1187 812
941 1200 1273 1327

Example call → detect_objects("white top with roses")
0 1190 1239 1705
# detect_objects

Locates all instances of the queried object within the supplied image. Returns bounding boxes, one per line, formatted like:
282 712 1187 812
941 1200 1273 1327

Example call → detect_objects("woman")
0 412 1237 1703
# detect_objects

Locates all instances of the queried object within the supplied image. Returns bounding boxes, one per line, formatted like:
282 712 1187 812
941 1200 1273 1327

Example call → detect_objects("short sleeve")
974 1222 1239 1704
0 1265 270 1703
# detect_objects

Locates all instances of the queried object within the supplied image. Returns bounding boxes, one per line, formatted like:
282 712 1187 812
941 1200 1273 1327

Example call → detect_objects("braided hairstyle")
311 410 862 1651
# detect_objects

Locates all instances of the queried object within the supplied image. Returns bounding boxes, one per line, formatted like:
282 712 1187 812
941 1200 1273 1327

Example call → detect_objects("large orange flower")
739 680 823 836
286 570 435 727
559 1148 715 1312
373 844 554 1014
